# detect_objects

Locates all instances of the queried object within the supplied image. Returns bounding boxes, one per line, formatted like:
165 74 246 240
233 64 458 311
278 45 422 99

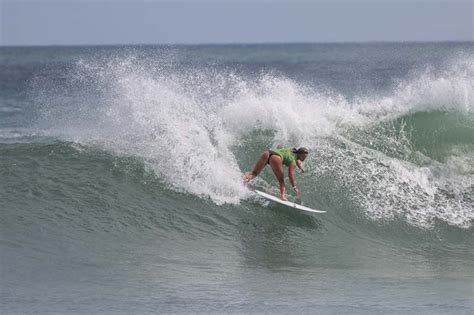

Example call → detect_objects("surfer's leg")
269 155 287 201
243 151 271 183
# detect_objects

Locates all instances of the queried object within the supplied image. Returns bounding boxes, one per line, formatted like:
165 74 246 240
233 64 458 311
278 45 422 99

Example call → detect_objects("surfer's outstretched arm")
288 164 301 198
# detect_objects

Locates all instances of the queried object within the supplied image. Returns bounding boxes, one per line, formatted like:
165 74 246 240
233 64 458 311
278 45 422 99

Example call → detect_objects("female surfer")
243 147 309 201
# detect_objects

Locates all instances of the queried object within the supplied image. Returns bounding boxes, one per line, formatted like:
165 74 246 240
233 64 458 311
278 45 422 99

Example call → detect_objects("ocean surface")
1 42 473 314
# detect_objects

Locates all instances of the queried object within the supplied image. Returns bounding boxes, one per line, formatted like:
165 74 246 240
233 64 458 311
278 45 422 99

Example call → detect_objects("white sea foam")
353 56 474 118
315 138 473 228
36 55 473 226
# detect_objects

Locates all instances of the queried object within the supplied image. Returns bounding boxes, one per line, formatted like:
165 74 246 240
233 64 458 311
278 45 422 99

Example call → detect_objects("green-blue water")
1 43 473 314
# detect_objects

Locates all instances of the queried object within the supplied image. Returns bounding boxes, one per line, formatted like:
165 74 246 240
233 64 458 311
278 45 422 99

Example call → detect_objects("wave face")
1 43 473 313
27 45 473 228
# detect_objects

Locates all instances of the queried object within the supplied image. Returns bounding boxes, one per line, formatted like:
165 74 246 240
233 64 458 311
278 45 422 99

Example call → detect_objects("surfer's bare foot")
243 173 255 183
280 195 288 201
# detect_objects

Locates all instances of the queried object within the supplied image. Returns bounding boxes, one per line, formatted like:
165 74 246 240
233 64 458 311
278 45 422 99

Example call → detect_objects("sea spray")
33 52 473 227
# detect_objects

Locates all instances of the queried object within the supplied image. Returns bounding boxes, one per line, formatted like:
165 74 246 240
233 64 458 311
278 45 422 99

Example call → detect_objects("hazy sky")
1 0 472 46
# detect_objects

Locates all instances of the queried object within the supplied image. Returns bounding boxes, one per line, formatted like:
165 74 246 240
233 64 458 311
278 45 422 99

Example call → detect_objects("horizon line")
1 39 472 48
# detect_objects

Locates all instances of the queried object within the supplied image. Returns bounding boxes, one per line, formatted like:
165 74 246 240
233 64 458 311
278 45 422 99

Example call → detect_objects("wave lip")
29 52 474 228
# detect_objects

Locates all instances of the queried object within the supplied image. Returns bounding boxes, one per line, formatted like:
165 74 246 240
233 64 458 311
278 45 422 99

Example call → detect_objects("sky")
1 0 472 46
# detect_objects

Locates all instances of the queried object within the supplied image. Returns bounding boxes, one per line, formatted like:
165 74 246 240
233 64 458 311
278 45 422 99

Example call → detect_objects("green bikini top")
272 148 297 167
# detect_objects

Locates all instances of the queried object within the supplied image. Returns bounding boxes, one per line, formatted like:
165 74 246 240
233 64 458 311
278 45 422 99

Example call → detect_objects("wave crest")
33 53 473 227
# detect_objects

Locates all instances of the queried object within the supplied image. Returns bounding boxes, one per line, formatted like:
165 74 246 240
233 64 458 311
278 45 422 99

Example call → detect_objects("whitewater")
1 43 473 314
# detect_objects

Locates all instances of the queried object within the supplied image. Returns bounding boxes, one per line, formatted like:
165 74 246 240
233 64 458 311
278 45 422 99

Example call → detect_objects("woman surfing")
243 147 309 201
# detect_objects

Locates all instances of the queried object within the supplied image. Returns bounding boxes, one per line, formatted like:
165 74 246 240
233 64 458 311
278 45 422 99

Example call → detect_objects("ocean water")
0 43 473 314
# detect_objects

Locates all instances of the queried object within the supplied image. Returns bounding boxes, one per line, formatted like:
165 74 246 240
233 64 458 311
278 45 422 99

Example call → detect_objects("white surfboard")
254 189 326 213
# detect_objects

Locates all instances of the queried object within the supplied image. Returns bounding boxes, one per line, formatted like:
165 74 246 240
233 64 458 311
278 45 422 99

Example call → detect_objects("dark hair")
292 147 309 154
